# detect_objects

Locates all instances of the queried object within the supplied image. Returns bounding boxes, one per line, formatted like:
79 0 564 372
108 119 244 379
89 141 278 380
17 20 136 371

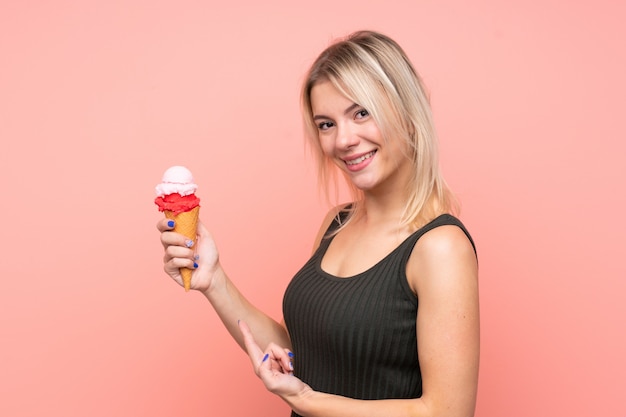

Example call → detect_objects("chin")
350 180 378 191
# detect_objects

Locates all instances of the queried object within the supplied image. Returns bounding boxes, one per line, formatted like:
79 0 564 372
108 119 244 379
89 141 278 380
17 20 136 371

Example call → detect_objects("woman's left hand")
239 320 311 400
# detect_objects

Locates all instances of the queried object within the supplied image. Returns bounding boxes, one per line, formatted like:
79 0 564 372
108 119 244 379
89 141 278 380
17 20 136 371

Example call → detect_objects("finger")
285 349 295 373
162 245 197 278
156 217 176 232
160 229 196 251
163 254 197 274
238 320 265 365
163 244 195 261
264 343 294 374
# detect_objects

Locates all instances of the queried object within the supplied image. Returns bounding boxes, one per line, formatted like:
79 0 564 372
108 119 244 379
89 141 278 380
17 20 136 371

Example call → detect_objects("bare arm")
200 263 291 352
158 219 291 351
406 224 480 416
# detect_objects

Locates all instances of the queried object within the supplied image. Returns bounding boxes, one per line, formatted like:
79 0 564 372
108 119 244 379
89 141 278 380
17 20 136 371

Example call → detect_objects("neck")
354 190 409 230
354 187 443 233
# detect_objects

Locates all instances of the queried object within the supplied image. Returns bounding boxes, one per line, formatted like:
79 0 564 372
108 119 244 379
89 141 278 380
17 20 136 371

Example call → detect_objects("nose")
336 122 359 150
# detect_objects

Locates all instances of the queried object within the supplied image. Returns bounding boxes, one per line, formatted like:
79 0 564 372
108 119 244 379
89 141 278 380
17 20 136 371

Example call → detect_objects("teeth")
346 151 375 165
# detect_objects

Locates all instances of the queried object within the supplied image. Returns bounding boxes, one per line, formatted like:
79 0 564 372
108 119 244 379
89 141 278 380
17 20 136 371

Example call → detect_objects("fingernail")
289 361 294 370
193 262 198 268
237 319 241 325
194 254 200 260
185 239 194 247
167 220 175 227
288 352 294 358
262 354 269 362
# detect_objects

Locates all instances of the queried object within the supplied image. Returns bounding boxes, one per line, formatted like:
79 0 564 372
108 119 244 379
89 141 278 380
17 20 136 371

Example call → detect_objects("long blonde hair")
301 30 457 230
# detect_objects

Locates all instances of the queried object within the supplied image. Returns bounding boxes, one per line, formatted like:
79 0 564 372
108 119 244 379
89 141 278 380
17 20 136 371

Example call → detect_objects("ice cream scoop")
155 165 198 197
155 165 201 291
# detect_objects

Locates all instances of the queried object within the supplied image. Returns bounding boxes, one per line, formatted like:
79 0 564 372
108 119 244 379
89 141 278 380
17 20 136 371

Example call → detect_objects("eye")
355 109 369 119
317 121 334 131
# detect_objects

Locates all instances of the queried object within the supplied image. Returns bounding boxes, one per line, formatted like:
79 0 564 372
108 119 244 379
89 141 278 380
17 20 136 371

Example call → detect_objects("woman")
158 30 479 417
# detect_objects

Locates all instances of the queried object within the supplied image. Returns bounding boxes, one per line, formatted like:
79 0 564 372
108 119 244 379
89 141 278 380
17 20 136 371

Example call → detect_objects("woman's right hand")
157 219 221 293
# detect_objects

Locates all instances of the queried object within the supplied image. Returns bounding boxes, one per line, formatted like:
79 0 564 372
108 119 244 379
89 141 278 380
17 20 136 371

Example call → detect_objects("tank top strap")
317 207 352 250
399 214 477 265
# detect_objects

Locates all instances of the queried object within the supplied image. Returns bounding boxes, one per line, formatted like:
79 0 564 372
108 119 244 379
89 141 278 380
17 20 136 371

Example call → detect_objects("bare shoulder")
415 224 475 260
407 224 478 293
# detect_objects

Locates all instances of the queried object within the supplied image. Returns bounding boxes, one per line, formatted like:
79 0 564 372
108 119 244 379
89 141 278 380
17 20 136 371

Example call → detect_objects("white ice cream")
155 165 198 197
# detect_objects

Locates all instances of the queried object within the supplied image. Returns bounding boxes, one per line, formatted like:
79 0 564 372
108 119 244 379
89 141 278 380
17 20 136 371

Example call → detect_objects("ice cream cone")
165 206 200 291
155 166 201 292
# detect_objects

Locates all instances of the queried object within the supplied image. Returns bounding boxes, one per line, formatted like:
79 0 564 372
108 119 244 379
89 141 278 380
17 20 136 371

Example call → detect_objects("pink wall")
1 1 624 416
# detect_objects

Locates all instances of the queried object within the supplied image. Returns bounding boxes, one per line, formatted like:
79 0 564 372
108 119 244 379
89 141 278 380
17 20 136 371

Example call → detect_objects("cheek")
318 136 335 157
366 124 385 144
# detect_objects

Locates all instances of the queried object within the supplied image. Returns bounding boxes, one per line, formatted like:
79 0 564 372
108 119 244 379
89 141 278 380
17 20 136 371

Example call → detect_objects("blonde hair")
301 30 457 230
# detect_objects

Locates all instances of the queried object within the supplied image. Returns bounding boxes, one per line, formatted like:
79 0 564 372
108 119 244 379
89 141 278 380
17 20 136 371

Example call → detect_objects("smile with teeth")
345 151 376 166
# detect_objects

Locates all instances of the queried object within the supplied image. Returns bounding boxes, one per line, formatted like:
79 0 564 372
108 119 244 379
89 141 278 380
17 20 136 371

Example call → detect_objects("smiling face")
310 80 413 195
301 31 455 227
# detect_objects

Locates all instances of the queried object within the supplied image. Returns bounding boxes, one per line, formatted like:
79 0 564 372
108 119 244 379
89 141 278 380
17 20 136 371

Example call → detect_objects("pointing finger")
238 320 265 366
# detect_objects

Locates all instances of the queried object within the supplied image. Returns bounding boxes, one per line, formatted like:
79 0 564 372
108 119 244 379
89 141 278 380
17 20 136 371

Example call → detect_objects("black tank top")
282 213 475 416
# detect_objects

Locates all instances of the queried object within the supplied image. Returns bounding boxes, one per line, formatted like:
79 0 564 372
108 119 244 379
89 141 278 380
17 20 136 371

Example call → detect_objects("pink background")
1 1 624 416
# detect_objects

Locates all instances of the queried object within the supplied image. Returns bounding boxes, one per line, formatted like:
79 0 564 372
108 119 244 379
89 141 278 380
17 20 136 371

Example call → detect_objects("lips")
345 150 376 166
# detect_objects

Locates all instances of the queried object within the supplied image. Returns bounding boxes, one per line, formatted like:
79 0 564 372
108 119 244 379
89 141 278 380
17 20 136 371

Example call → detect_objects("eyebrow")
313 103 361 121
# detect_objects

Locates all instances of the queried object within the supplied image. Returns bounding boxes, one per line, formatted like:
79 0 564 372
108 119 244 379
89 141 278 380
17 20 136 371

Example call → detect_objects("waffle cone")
165 206 200 291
